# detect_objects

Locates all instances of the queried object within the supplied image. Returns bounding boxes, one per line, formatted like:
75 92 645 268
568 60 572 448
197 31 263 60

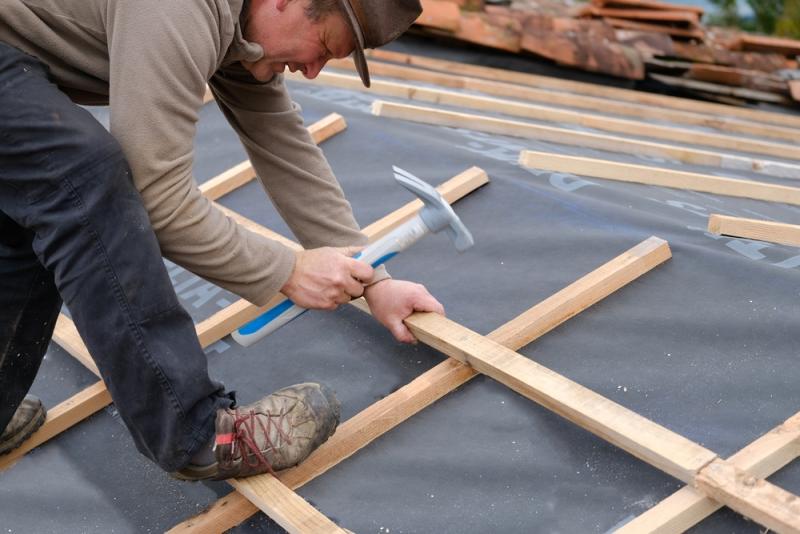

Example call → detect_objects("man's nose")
302 59 327 80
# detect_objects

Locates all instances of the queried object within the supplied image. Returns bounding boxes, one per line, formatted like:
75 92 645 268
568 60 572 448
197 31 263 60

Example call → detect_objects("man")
0 0 444 481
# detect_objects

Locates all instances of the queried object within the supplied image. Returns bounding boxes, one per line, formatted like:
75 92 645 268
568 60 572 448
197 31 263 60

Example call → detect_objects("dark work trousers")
0 42 233 472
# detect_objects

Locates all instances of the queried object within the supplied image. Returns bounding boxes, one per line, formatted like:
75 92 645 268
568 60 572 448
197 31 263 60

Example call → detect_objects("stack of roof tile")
411 0 800 107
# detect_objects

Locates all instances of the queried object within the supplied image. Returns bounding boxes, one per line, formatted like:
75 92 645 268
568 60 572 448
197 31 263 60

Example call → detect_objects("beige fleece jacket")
1 0 386 306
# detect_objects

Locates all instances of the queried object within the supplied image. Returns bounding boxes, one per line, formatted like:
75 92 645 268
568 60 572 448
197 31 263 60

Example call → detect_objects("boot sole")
0 403 47 456
171 462 219 482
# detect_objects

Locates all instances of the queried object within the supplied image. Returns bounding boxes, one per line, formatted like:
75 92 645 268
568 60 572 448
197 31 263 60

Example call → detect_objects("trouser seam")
58 158 187 420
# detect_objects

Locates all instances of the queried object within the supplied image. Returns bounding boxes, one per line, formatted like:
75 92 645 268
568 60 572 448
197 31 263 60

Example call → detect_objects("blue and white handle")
231 215 429 347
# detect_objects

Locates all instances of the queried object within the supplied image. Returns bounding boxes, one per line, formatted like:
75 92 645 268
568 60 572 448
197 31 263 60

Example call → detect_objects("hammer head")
393 166 474 252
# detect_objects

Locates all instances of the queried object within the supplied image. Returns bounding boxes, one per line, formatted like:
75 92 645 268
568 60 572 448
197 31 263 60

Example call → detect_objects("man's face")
242 0 356 82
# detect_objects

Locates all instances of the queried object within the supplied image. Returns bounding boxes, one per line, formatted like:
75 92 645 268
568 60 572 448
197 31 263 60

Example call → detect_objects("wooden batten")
325 57 798 144
371 100 800 180
617 413 800 533
695 459 800 534
0 382 111 472
195 167 490 348
296 71 800 161
199 113 347 201
708 214 800 247
364 49 800 129
519 150 800 206
171 236 673 532
406 312 717 483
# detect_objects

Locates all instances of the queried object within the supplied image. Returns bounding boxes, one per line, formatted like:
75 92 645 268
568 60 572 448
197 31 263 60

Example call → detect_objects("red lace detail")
226 409 292 476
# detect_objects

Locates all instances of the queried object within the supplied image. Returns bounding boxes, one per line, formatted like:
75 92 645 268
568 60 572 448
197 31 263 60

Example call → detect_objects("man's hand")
282 246 374 310
363 279 445 344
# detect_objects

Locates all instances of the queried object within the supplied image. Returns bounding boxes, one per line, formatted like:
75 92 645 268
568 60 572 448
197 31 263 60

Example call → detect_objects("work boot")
174 383 340 481
0 395 46 455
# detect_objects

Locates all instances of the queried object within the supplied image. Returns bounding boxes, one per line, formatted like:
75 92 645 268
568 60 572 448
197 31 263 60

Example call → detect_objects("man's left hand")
363 279 445 344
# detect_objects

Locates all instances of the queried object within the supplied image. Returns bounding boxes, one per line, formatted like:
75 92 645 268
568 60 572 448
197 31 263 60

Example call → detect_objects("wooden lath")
290 71 800 161
519 150 800 206
370 100 800 180
326 57 799 144
198 113 348 201
175 225 800 533
618 412 800 532
170 236 673 532
364 49 800 129
708 214 800 247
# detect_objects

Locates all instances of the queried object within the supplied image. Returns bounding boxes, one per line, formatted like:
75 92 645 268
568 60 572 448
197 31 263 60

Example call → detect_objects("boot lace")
227 408 292 475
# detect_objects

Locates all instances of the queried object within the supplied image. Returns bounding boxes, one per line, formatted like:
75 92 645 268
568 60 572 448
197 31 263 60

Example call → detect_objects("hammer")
232 166 474 347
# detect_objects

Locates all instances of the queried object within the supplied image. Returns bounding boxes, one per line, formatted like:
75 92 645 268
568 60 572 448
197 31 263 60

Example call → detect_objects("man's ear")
275 0 292 11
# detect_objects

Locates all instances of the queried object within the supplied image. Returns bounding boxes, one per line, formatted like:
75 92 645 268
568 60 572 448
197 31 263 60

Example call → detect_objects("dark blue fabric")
0 42 231 472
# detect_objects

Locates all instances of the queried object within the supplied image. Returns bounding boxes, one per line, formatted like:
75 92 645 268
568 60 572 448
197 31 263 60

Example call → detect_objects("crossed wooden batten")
179 231 800 534
4 96 798 530
171 226 800 531
171 235 675 532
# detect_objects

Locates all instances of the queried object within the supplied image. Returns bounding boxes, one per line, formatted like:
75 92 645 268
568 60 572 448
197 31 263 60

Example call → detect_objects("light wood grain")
194 167 489 348
708 214 800 247
372 100 800 180
327 57 798 143
520 150 800 206
229 476 347 533
695 458 800 534
170 236 672 532
0 381 111 472
52 315 99 377
291 71 800 161
617 412 800 533
364 49 800 129
405 312 718 484
198 114 347 201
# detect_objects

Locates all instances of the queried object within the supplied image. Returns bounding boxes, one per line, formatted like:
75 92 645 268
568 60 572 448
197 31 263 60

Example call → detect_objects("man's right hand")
280 246 374 310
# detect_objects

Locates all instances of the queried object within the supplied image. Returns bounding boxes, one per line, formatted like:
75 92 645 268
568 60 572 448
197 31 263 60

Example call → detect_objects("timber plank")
404 312 718 483
194 167 490 351
170 236 672 532
519 150 800 206
695 459 800 534
325 57 798 143
0 382 111 472
617 412 800 533
53 315 99 378
708 214 800 247
229 476 347 534
294 71 800 161
199 113 346 201
372 100 800 180
365 49 800 129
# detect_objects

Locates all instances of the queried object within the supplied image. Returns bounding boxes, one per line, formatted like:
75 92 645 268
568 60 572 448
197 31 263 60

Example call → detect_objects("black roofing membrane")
3 43 800 533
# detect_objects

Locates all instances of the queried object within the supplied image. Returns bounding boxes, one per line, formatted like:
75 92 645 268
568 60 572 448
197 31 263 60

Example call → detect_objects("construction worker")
0 0 444 480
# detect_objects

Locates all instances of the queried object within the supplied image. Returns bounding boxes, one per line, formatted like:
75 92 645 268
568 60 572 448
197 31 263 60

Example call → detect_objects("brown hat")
338 0 422 87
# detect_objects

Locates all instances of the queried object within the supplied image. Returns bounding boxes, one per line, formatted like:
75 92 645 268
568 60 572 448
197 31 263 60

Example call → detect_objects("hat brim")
339 0 370 87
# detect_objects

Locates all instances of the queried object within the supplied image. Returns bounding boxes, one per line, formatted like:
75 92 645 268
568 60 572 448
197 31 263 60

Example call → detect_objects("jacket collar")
223 0 264 65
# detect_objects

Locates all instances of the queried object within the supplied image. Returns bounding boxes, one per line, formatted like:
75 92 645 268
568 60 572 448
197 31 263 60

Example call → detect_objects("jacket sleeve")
106 0 297 306
208 65 390 281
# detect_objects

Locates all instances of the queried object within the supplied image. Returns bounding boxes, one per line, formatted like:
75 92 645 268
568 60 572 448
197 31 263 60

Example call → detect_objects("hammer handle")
232 215 429 347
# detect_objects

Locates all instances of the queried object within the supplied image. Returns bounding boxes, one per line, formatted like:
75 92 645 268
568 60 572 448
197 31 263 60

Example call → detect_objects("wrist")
363 277 390 298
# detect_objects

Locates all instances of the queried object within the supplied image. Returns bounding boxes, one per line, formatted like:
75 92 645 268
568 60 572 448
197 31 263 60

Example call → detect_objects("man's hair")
305 0 341 22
